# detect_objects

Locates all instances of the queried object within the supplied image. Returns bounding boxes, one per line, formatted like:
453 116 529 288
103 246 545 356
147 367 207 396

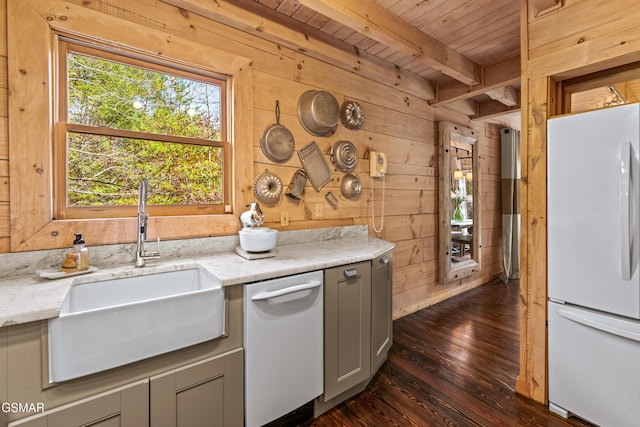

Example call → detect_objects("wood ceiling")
165 0 640 124
166 0 523 120
263 0 522 119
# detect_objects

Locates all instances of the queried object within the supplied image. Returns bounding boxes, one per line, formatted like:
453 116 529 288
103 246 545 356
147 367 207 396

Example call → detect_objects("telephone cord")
371 175 385 233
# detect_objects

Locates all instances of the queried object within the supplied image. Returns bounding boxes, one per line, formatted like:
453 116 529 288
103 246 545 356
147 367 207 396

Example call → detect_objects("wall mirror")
438 121 481 283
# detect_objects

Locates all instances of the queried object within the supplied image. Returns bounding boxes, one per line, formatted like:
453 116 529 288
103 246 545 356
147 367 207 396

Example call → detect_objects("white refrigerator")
547 102 640 426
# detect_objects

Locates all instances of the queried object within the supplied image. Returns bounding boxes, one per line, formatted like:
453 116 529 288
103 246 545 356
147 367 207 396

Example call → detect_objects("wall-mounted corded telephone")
369 151 387 177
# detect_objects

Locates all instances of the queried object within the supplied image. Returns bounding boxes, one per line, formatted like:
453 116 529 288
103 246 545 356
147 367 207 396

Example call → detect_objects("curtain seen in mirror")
500 128 521 282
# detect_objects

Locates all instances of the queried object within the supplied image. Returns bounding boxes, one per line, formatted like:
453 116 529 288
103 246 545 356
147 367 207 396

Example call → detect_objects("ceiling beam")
297 0 482 86
431 54 521 106
444 99 478 117
160 0 436 100
485 86 519 106
473 97 521 121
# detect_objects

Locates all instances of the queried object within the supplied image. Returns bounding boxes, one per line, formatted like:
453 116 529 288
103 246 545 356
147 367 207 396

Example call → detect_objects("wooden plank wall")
0 0 505 319
519 0 640 403
0 0 7 253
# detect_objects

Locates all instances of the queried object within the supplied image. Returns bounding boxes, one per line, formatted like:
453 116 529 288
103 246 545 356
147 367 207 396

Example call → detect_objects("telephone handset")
369 151 386 232
370 151 387 177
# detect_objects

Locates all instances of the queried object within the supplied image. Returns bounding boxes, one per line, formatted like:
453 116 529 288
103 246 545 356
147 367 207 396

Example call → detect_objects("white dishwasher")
244 270 323 427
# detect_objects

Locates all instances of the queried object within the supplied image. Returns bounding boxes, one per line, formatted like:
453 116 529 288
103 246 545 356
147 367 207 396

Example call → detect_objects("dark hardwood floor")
310 279 594 427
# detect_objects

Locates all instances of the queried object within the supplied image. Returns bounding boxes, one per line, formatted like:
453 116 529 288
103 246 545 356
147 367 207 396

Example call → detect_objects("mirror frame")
438 121 481 283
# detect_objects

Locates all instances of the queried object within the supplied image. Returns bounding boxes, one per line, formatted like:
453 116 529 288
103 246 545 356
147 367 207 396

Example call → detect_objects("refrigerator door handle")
620 141 632 281
558 308 640 343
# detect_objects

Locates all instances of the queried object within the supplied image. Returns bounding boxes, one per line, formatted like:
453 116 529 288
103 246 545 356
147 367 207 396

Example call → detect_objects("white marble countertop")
0 230 393 327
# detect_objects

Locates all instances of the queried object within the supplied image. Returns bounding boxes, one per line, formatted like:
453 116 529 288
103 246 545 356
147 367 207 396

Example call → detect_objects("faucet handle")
146 237 161 257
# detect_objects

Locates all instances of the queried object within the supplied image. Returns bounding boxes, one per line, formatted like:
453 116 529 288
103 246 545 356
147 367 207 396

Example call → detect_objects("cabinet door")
371 251 393 373
150 348 243 427
10 380 149 427
323 261 372 402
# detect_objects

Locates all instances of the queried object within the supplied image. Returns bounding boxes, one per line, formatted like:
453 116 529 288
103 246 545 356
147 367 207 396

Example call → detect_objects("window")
560 61 640 114
56 39 230 219
9 1 253 251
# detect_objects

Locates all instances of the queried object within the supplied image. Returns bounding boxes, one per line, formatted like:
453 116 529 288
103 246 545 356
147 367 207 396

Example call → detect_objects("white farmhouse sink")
49 267 225 382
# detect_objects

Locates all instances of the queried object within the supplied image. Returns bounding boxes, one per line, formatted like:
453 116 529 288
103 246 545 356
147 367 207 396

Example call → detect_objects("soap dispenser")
73 233 90 271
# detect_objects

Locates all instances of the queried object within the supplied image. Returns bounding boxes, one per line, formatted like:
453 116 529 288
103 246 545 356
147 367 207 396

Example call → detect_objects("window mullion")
65 123 225 148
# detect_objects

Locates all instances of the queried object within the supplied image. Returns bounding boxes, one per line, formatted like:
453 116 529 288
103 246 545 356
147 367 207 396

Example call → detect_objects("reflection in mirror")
438 121 481 283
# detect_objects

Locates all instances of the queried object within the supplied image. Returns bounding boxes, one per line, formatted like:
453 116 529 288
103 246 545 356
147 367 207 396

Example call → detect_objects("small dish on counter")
38 266 99 280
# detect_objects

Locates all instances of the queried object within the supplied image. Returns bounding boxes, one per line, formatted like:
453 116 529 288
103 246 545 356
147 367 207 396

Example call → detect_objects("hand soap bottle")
73 233 90 271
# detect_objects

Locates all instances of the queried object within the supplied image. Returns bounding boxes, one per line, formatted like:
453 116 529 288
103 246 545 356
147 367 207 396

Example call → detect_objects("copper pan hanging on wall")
260 100 295 163
340 100 365 130
254 169 283 206
297 90 340 137
330 140 358 172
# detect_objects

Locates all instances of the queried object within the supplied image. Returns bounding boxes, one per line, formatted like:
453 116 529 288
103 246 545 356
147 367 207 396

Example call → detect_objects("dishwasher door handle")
251 280 321 302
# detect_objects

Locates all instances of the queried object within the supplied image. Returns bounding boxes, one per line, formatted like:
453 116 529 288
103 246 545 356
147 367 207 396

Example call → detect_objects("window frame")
8 0 254 252
558 61 640 114
55 39 231 220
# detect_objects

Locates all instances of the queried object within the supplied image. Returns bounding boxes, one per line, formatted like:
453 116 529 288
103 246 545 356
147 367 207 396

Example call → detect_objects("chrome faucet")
135 178 160 267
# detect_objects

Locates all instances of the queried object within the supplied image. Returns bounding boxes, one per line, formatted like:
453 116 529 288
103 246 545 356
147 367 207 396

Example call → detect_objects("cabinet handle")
379 256 389 265
343 268 360 279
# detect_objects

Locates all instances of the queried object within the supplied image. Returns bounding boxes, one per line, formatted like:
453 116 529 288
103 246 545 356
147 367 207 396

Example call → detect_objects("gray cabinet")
323 261 372 402
150 349 243 427
10 380 149 427
319 252 393 413
371 251 393 372
11 350 243 427
6 285 244 427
